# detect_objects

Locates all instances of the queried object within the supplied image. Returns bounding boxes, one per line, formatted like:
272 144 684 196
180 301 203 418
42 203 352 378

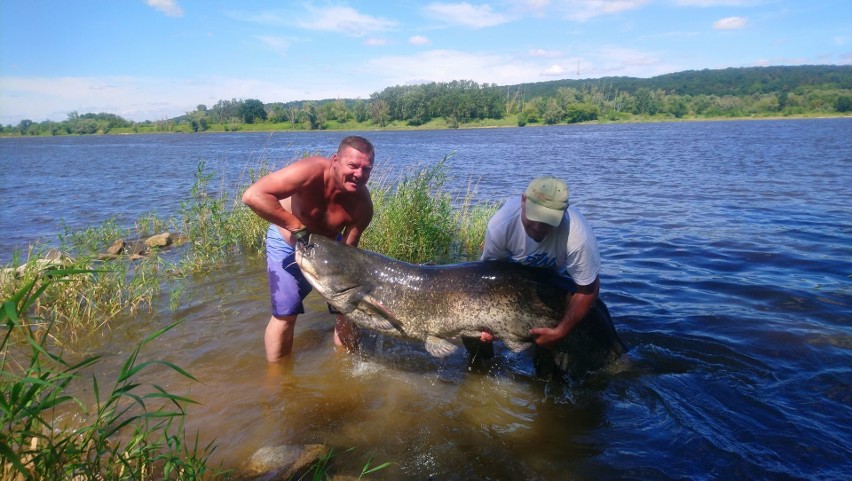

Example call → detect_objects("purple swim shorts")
265 224 312 317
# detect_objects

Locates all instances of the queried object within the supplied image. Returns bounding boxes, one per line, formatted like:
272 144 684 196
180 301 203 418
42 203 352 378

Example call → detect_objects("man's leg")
333 314 359 351
462 336 494 361
265 314 296 362
265 225 309 361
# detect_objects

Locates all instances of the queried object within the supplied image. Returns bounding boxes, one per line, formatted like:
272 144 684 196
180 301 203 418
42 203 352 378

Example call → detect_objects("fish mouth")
334 284 363 298
294 241 318 273
297 262 361 298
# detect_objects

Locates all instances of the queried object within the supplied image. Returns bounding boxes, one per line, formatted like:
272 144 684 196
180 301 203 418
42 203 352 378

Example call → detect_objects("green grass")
362 155 498 263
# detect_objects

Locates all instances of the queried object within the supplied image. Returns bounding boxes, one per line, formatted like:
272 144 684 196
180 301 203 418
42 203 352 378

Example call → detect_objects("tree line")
4 65 850 136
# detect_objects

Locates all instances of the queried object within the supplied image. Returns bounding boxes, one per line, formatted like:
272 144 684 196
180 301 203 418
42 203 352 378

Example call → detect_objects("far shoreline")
1 112 850 139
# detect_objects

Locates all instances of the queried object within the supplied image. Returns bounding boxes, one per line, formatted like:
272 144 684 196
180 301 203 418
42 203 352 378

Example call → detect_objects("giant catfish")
295 234 626 376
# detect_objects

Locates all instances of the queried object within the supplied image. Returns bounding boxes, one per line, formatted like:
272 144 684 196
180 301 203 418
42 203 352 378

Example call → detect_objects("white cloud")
224 10 287 26
146 0 183 17
365 38 388 46
423 2 510 28
559 0 649 22
366 50 535 86
0 75 357 124
510 0 550 16
674 0 762 6
713 16 748 30
410 35 431 45
595 46 659 66
365 44 675 87
529 49 563 58
542 65 566 76
570 46 673 77
254 35 290 55
297 6 396 36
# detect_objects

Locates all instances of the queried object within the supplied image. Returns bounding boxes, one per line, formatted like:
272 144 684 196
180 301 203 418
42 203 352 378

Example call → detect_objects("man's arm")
529 276 600 348
241 158 318 233
479 227 507 261
340 196 374 247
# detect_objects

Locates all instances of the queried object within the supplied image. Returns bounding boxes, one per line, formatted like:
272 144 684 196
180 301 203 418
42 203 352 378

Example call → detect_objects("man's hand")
529 325 566 349
292 226 310 245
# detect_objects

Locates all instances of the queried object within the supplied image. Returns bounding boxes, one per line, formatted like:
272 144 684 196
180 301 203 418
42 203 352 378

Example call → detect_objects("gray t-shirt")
480 196 601 286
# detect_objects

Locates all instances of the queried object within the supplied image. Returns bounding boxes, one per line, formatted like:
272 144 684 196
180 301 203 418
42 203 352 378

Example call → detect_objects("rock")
106 239 125 255
246 444 329 480
44 248 63 261
126 241 148 256
144 232 172 248
1 251 74 282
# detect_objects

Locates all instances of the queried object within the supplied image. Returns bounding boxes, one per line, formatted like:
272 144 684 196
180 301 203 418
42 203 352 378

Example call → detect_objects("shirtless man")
242 136 375 362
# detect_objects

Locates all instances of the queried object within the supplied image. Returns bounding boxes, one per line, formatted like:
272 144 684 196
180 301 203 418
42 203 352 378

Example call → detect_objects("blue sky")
1 0 849 125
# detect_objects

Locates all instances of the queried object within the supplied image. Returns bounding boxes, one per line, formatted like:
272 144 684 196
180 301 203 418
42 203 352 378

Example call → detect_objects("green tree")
543 98 564 124
370 99 389 127
210 98 240 123
667 96 689 118
239 99 267 124
521 98 543 123
564 103 599 123
17 119 33 135
353 99 369 122
300 102 320 129
836 95 852 112
187 110 208 132
633 88 661 115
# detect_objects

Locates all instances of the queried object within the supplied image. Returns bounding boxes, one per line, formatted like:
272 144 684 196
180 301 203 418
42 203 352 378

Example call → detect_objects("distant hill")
8 64 849 136
502 65 852 98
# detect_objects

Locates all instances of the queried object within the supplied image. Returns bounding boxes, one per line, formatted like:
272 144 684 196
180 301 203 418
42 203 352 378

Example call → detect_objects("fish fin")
425 336 458 357
551 351 571 372
355 295 404 332
503 338 533 353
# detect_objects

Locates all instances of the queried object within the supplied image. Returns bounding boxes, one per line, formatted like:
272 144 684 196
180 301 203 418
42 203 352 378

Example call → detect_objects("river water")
1 119 850 480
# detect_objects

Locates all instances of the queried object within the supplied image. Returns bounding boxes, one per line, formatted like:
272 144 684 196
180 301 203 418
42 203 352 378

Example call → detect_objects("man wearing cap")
465 176 601 361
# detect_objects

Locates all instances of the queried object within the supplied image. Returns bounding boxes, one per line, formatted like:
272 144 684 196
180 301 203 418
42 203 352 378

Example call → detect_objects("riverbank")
2 111 849 138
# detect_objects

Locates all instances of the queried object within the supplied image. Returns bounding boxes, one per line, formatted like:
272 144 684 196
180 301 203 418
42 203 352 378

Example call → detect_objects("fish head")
295 234 370 314
295 234 408 334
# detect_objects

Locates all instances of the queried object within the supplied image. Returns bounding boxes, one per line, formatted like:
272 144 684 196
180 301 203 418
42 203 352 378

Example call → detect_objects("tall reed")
175 161 268 274
362 156 498 263
362 157 455 263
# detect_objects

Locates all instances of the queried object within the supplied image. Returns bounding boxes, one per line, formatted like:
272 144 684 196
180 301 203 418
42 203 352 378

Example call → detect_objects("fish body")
296 234 625 375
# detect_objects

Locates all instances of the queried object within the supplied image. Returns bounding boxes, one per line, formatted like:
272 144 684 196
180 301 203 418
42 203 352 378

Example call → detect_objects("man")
465 176 601 361
242 136 375 362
